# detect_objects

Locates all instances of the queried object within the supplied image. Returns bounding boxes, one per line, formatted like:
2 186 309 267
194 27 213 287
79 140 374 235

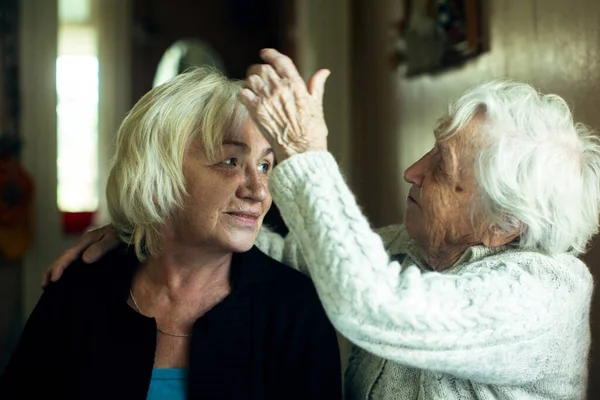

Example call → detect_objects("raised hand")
240 48 331 162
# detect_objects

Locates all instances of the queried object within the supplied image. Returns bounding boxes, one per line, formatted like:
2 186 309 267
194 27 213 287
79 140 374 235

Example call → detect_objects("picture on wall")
392 0 484 76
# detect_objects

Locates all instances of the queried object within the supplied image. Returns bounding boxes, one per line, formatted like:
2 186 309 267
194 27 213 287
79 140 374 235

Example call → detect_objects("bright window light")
56 0 99 212
56 55 98 211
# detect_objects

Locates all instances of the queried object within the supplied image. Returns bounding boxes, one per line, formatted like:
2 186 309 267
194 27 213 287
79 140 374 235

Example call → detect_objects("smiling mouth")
225 212 261 225
227 212 260 219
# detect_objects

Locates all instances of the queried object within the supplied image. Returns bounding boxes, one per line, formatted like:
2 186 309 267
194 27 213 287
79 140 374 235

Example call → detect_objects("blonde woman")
1 67 342 400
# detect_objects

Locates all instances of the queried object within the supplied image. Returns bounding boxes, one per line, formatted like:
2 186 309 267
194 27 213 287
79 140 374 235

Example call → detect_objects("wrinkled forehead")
434 113 486 144
432 123 486 170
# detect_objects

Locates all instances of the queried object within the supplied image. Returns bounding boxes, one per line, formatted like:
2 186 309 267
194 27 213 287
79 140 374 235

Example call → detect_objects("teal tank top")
147 368 187 400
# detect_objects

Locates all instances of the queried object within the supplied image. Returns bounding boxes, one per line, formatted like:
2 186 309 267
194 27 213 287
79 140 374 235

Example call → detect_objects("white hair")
436 79 600 255
106 67 248 261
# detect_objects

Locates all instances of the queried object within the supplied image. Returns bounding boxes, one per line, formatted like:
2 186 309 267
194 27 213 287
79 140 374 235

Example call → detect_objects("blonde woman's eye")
221 157 238 166
258 162 271 173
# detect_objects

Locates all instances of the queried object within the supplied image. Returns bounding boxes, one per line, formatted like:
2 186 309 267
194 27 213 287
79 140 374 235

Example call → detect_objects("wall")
0 0 23 370
352 0 600 396
95 0 133 228
350 0 404 227
296 0 352 177
129 0 288 103
19 0 61 317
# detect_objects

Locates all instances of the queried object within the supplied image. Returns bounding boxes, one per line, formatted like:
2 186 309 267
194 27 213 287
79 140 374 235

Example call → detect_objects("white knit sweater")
255 152 593 400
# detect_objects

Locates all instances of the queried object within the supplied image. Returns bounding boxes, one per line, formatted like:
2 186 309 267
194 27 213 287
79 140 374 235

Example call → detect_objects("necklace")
129 289 192 338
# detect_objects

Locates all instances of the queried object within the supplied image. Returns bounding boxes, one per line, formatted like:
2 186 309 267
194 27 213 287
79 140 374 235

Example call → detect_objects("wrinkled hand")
41 224 119 287
240 48 331 161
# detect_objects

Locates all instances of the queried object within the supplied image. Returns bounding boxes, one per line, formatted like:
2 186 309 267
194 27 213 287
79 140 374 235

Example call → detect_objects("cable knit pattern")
256 151 593 399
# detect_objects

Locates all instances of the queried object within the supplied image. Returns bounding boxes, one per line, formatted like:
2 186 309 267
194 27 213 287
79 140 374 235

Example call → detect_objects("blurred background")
2 0 600 396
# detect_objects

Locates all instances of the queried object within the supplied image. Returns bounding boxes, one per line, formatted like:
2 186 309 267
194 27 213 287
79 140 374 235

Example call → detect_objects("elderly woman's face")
403 124 485 268
166 118 274 254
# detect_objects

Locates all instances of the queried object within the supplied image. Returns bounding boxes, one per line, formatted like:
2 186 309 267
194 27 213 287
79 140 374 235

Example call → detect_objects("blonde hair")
106 67 248 261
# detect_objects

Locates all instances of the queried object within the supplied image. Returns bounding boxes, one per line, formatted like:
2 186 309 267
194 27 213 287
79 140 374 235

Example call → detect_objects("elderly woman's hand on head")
240 48 331 162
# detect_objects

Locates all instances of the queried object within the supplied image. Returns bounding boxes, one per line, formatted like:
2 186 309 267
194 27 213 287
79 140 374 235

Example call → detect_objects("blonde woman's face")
166 118 274 255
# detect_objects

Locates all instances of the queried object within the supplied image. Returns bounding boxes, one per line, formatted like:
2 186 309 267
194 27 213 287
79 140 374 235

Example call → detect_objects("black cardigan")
0 246 342 399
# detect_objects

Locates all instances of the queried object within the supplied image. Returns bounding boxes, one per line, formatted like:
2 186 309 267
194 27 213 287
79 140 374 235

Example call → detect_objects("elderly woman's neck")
420 244 472 271
142 249 232 294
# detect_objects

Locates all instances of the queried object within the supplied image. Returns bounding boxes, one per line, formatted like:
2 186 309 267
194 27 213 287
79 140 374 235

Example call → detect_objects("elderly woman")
43 51 599 399
1 67 342 400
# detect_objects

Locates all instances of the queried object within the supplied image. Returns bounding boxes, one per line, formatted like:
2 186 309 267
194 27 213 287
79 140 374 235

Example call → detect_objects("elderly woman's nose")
239 169 269 201
404 154 428 187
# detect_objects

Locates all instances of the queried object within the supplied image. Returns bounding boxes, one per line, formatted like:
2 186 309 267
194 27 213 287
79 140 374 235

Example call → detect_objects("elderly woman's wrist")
274 149 332 170
276 146 328 163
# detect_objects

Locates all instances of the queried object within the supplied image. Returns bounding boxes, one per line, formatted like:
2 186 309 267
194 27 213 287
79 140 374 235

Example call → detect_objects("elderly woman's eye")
221 157 238 166
435 162 448 178
258 162 271 174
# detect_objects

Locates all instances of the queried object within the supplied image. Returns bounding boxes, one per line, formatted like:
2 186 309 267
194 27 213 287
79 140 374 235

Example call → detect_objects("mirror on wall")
153 39 226 87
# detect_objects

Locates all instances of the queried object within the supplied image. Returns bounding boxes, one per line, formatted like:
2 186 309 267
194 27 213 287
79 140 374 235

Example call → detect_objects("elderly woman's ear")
481 222 521 248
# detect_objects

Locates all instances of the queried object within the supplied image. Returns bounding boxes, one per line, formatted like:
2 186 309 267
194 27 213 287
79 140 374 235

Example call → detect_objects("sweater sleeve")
255 222 405 278
269 151 572 386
